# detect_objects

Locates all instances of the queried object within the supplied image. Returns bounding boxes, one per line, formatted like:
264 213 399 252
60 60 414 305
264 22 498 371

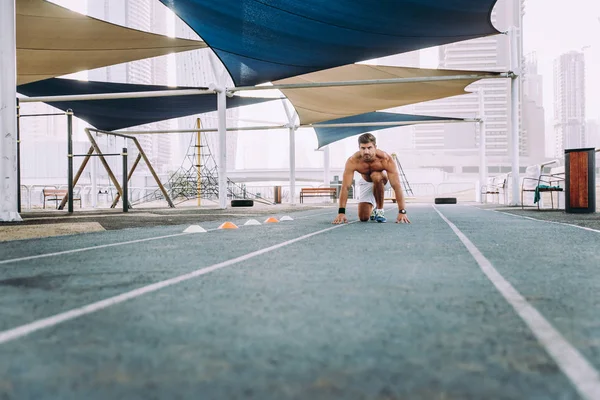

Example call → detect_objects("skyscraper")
174 19 240 172
408 0 525 174
365 51 421 154
586 119 600 149
522 52 546 162
553 51 586 156
87 0 172 175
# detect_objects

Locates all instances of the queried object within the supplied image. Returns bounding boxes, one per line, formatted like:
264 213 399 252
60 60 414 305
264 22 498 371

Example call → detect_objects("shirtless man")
332 133 411 224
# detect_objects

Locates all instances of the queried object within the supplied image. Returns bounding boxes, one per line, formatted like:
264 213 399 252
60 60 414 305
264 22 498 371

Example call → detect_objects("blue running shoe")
375 209 387 223
370 209 376 221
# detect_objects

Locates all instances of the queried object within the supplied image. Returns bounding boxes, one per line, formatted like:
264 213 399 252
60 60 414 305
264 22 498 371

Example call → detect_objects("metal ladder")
391 153 414 197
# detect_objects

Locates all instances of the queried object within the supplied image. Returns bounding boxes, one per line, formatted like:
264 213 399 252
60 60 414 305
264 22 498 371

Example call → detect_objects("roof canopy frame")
82 119 479 136
83 127 174 209
17 73 511 104
228 73 510 93
18 88 214 103
307 119 478 129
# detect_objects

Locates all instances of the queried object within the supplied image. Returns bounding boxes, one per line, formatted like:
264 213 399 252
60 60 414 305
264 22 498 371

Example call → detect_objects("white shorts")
358 176 391 206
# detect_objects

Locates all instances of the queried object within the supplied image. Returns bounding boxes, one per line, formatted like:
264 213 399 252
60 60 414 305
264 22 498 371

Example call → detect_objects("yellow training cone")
264 217 279 223
218 221 239 229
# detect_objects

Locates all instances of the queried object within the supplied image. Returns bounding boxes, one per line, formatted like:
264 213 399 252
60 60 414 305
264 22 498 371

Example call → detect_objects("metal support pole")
59 146 94 210
510 26 521 206
324 145 330 188
478 88 486 203
91 151 97 208
110 125 287 135
122 148 128 213
289 126 296 204
228 73 509 93
110 153 141 208
280 99 298 205
311 119 474 129
196 118 202 207
19 88 213 103
0 0 21 222
67 110 74 213
16 98 21 213
130 137 174 208
510 76 520 205
217 89 227 209
83 128 123 200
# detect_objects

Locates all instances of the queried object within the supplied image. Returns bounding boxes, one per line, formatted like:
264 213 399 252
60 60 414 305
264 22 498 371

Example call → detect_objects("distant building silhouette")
87 0 172 175
523 52 546 162
553 51 586 156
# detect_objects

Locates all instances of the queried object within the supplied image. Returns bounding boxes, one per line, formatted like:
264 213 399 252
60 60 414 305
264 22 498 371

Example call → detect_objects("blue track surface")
0 205 598 399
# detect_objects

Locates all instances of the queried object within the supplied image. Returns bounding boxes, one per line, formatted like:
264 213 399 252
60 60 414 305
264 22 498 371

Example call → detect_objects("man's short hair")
358 133 376 146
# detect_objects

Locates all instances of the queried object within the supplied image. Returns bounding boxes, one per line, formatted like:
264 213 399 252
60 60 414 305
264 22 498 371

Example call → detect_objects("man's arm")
332 159 355 224
385 156 411 223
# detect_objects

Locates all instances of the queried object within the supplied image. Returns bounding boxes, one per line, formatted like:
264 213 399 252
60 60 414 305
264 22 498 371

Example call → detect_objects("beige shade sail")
275 65 500 125
17 0 207 85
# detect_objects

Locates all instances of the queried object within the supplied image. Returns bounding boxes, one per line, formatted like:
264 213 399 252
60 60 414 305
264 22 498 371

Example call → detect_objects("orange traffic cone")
218 221 239 229
264 217 279 223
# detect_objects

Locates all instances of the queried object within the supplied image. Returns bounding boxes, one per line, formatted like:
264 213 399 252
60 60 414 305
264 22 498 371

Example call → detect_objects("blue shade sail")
160 0 500 86
17 79 275 131
313 112 464 148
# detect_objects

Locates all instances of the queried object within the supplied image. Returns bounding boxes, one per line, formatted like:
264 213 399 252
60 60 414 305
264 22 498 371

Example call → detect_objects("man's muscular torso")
348 149 392 182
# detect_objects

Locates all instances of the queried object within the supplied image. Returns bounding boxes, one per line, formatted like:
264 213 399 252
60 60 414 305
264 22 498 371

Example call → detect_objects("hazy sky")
49 0 599 169
523 0 600 122
52 0 598 124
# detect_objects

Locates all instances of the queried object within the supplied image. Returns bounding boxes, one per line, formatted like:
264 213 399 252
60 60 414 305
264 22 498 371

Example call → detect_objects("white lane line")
294 211 336 219
0 232 193 265
492 210 600 234
293 205 363 220
0 222 356 345
291 204 380 220
0 209 343 265
433 206 600 400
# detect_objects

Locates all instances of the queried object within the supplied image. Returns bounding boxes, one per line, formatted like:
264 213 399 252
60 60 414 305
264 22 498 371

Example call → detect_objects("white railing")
28 179 581 209
18 184 163 210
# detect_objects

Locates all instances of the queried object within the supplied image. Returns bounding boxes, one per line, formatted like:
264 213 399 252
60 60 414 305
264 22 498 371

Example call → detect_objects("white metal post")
289 126 296 204
510 76 520 205
19 89 213 103
510 26 521 206
217 89 227 209
0 0 22 222
280 99 298 205
478 88 486 203
228 73 509 93
323 145 330 187
91 153 98 208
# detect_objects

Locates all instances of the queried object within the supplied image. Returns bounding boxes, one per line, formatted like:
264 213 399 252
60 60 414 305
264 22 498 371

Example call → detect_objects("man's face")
359 142 376 161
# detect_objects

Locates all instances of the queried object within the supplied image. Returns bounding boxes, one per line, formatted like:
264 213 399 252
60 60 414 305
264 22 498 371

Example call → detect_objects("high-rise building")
365 51 421 154
407 0 525 175
174 19 240 172
19 101 90 184
87 1 127 83
586 119 599 149
553 51 586 156
522 52 546 162
87 0 172 175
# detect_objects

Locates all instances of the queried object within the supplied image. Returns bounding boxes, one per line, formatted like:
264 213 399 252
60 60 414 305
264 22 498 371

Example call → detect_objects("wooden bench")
42 188 81 209
299 187 337 203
